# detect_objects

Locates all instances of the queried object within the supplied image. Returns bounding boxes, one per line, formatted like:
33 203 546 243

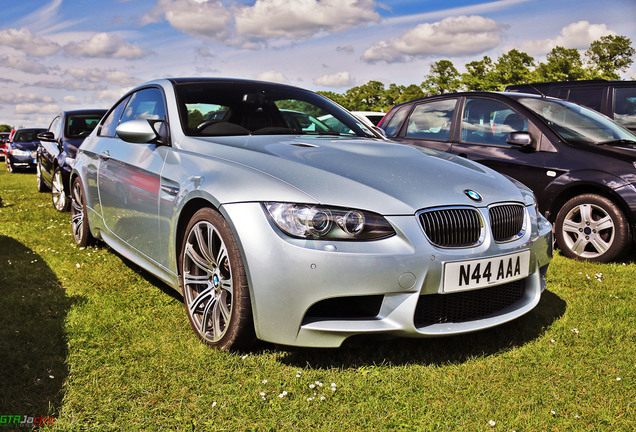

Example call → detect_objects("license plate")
443 251 530 293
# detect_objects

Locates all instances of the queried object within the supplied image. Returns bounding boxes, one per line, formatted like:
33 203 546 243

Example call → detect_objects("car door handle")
99 150 110 160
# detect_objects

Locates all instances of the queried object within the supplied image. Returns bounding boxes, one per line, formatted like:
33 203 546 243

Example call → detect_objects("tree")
585 35 635 79
0 124 12 132
535 46 587 81
494 49 535 88
317 91 348 108
342 80 387 111
462 56 499 91
395 84 425 105
421 60 462 96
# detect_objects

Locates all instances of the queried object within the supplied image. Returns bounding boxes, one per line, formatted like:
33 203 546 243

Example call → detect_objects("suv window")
461 98 527 145
613 87 636 131
382 105 410 137
405 99 455 140
568 88 603 112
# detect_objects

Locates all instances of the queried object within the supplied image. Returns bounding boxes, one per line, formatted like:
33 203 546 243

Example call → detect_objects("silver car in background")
71 78 553 350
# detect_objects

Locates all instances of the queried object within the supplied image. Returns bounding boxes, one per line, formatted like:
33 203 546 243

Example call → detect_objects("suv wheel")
555 194 631 262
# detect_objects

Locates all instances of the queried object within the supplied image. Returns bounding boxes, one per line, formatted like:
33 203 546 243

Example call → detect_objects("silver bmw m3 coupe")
70 78 553 350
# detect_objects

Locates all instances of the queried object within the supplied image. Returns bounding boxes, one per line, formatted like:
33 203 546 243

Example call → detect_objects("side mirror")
507 131 534 148
116 120 163 144
37 131 56 142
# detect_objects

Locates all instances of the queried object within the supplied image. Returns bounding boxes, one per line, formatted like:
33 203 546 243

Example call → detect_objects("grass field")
0 167 634 431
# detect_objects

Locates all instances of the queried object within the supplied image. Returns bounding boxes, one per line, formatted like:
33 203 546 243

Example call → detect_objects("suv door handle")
99 150 110 160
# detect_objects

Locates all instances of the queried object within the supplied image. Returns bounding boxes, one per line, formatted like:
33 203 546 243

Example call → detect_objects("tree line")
319 35 635 112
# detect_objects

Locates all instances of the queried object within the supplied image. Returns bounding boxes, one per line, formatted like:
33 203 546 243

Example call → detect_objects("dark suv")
379 91 636 262
505 80 636 132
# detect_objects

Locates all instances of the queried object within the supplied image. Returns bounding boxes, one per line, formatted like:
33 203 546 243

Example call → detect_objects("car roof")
390 91 547 109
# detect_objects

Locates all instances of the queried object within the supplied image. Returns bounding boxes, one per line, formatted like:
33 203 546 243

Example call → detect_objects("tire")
555 194 631 262
51 167 70 212
36 161 50 192
70 177 94 247
6 158 13 173
179 208 255 350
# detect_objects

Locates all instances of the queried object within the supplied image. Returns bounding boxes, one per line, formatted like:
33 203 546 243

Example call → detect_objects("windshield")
175 81 376 138
517 97 636 145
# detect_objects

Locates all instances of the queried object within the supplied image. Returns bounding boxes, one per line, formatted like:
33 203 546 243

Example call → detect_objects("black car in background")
5 128 46 172
379 91 636 262
37 109 106 211
505 80 636 132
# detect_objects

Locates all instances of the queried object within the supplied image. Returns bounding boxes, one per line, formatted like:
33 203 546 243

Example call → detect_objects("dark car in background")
37 109 106 211
505 80 636 132
5 128 46 172
379 91 636 262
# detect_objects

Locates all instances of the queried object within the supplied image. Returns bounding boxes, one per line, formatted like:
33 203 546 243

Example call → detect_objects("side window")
613 87 636 130
462 98 527 145
569 88 603 112
405 99 455 140
100 96 130 138
120 88 167 123
382 105 410 137
48 116 62 139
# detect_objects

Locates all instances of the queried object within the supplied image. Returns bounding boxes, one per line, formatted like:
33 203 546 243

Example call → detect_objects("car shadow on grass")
0 236 79 422
277 289 567 369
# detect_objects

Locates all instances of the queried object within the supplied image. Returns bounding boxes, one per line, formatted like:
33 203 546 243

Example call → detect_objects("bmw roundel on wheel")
70 78 553 350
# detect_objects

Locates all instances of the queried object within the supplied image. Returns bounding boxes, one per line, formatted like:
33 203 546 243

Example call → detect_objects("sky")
1 0 635 128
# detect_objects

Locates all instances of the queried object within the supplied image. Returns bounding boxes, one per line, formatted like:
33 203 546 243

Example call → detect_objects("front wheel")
52 167 70 212
70 177 94 247
179 208 254 350
6 158 13 173
555 194 631 262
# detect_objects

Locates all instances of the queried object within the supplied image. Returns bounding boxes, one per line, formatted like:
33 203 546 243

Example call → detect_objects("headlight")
11 149 31 157
264 202 396 241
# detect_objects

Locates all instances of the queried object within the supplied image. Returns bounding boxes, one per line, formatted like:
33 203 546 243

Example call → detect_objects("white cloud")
96 88 128 104
65 67 138 86
63 95 80 104
362 15 502 63
15 103 60 114
142 0 232 39
256 71 288 83
516 21 615 55
0 93 54 104
64 33 151 59
313 71 353 87
0 27 61 56
234 0 380 41
29 80 107 91
0 55 50 74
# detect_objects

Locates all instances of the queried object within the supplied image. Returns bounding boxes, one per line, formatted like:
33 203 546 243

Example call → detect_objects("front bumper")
223 202 553 348
8 150 37 168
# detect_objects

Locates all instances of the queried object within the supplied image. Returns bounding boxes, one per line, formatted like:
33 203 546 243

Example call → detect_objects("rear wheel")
70 177 94 247
52 167 69 212
179 208 254 350
555 194 631 262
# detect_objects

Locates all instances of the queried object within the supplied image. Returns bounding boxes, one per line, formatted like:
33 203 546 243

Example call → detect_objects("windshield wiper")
595 139 636 147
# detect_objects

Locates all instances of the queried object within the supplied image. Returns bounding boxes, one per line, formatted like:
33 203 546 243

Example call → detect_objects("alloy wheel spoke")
578 204 592 223
593 215 614 232
571 236 588 255
194 224 216 266
589 236 610 254
189 286 214 315
185 243 213 274
562 218 582 233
